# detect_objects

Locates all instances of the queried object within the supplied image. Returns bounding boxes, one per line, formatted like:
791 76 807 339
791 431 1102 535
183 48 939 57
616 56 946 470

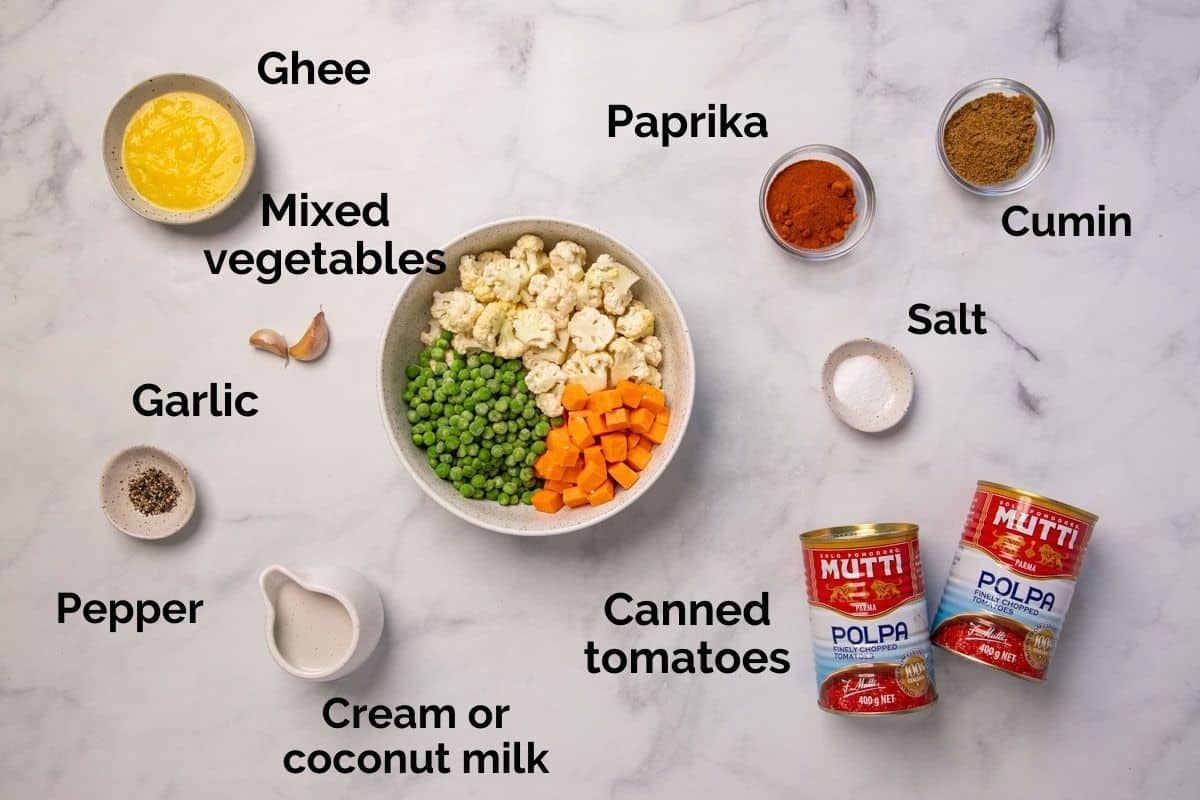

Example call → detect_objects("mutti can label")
800 524 937 715
932 481 1098 681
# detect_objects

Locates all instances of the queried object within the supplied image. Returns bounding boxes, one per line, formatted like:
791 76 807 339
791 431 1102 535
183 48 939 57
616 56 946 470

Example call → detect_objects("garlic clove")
289 310 329 362
250 328 289 363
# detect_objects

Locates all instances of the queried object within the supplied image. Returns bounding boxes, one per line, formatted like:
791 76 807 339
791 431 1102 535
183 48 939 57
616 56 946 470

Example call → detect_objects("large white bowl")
378 218 694 535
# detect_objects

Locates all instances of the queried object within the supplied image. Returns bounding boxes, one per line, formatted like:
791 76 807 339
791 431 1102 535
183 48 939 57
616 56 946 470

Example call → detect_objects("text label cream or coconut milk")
932 481 1098 681
801 524 937 715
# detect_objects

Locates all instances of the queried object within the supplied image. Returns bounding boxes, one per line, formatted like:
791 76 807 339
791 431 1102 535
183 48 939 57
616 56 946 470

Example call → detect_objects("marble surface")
2 1 1198 797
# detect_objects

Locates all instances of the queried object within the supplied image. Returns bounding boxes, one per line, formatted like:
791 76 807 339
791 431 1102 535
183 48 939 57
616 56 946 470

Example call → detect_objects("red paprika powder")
766 160 857 250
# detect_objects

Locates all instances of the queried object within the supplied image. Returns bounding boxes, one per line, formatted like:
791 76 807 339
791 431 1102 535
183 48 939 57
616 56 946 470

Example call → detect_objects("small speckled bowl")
100 445 196 539
102 73 256 224
822 339 914 433
379 218 694 536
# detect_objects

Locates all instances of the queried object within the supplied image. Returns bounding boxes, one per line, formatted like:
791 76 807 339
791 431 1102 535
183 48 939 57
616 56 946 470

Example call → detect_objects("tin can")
932 481 1098 681
800 523 937 715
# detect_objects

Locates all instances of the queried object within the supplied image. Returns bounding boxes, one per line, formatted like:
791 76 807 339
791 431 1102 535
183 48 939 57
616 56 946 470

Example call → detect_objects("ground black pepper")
127 467 179 516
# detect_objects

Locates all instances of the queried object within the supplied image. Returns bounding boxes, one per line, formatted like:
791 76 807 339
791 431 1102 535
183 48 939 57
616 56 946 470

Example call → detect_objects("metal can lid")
977 481 1099 525
799 522 919 549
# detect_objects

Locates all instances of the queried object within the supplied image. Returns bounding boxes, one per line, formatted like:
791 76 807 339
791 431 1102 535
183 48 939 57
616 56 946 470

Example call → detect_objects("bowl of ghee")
103 74 256 224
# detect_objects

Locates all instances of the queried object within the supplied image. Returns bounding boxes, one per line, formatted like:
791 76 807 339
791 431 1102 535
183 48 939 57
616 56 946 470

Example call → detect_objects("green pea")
459 484 474 498
520 490 536 505
405 364 420 379
533 421 550 437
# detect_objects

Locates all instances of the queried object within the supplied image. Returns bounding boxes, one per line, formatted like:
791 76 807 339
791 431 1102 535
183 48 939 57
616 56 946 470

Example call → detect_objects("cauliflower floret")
472 302 511 350
562 350 613 394
510 234 545 261
524 361 565 394
637 335 663 367
513 307 557 349
523 272 549 305
458 255 484 295
535 388 565 418
616 300 655 340
548 240 587 281
522 329 569 368
567 306 616 353
476 258 533 303
574 281 602 310
642 366 662 388
534 273 579 325
495 315 528 359
420 319 443 346
585 254 640 315
430 289 484 334
451 332 483 354
610 337 653 385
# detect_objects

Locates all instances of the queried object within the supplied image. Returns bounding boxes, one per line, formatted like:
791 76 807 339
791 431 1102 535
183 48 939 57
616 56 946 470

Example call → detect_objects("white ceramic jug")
259 564 384 681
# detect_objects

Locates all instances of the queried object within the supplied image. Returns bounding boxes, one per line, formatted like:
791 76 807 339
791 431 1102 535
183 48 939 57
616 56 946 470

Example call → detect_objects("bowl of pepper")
937 77 1054 196
759 144 876 261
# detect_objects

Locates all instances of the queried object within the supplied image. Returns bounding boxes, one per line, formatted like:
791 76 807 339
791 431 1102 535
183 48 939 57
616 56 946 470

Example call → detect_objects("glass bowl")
759 144 876 261
937 78 1054 196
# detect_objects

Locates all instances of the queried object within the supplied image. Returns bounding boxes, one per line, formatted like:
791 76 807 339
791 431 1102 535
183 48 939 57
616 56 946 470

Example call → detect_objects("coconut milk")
271 580 355 673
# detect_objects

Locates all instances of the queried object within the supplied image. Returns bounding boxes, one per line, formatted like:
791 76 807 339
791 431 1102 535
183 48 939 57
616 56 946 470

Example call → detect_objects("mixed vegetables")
403 234 670 513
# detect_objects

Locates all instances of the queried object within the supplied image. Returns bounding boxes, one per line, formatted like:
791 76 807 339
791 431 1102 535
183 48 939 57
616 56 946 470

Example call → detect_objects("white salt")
832 354 894 414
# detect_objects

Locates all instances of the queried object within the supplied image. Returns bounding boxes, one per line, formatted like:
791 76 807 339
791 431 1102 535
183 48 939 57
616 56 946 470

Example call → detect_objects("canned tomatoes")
800 524 937 715
932 481 1098 681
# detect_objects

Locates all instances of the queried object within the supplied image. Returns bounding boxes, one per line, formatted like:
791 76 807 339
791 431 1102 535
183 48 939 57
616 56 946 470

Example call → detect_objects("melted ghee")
121 91 245 211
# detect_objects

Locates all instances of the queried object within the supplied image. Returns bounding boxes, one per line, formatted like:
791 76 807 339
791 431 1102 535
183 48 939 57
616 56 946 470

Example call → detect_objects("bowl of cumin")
937 78 1054 196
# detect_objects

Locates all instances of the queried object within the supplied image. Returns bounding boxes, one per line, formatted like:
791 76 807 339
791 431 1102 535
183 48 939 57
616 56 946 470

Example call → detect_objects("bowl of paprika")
759 144 875 261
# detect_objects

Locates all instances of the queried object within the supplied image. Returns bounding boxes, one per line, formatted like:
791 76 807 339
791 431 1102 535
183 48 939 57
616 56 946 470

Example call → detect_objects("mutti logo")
993 504 1080 550
819 551 904 581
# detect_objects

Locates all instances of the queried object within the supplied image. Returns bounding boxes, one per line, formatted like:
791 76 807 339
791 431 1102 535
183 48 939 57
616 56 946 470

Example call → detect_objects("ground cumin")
943 92 1036 185
765 160 857 250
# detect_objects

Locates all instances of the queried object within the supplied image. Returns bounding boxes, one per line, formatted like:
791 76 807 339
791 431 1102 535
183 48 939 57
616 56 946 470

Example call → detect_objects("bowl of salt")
821 339 914 433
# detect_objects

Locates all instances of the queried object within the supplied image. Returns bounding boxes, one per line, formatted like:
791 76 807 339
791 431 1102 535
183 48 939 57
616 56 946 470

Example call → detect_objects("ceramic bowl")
821 339 914 433
102 73 256 224
100 445 196 539
378 218 695 536
936 77 1054 196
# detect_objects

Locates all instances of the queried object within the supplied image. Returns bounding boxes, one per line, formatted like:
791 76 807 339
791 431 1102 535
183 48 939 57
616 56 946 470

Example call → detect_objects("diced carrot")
655 408 671 426
617 380 643 408
604 408 629 431
562 486 589 508
600 433 627 463
627 444 653 471
532 490 564 513
561 465 583 483
587 479 615 506
609 462 639 489
567 416 594 448
627 433 641 449
584 445 606 469
639 385 666 412
544 479 573 492
646 421 668 445
562 383 590 412
587 389 623 413
629 407 655 435
544 464 566 480
546 426 572 451
534 452 557 478
547 445 580 467
583 409 607 436
578 465 607 493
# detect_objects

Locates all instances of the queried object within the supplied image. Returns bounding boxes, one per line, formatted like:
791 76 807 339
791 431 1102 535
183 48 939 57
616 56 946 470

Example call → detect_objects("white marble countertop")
3 1 1198 797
